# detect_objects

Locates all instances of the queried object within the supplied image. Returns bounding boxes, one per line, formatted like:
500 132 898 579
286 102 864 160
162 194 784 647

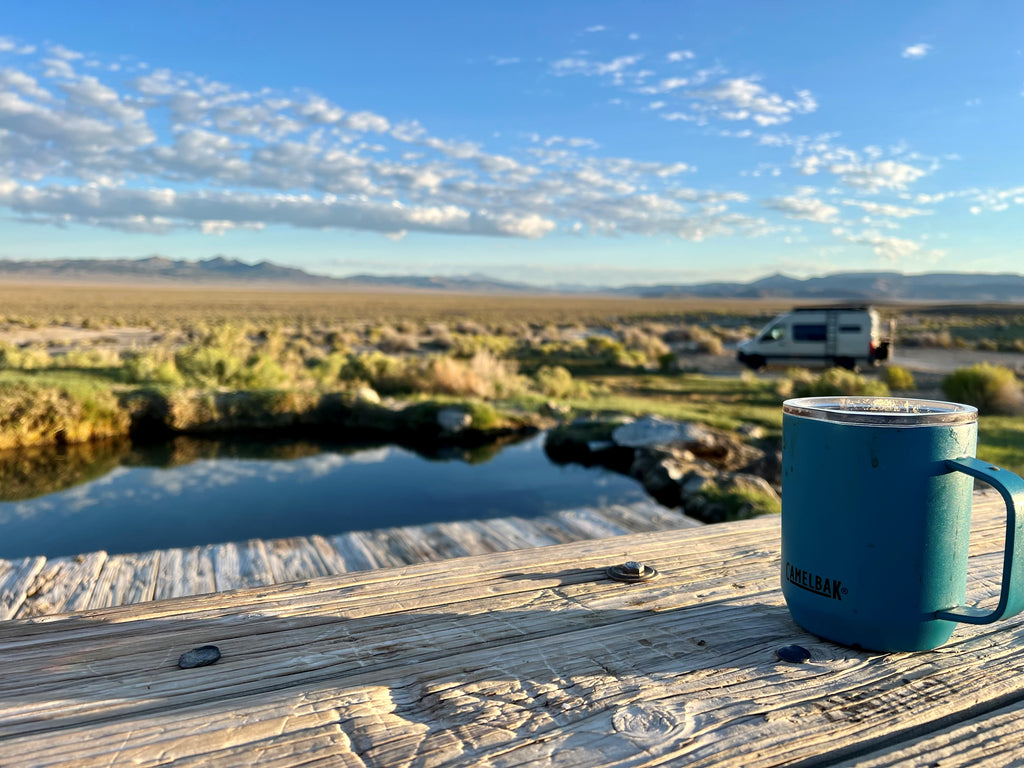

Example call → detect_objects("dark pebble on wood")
178 645 221 669
775 644 811 663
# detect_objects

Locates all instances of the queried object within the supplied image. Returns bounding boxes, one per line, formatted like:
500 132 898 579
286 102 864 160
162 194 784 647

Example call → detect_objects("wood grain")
14 552 107 618
0 501 703 618
0 556 45 620
0 491 1017 767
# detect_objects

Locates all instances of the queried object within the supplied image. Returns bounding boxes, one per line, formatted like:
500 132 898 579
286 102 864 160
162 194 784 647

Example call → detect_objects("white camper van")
736 306 892 370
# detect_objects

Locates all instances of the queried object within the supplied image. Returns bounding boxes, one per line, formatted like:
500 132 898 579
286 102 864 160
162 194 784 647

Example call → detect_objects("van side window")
839 325 861 333
760 324 784 342
793 324 827 342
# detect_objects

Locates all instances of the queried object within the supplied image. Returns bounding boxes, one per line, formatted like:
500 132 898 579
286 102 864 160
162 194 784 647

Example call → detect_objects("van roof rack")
792 305 871 312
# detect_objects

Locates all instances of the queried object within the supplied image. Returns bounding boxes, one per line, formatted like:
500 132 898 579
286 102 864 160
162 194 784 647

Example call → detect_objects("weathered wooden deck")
0 500 700 619
0 489 1019 766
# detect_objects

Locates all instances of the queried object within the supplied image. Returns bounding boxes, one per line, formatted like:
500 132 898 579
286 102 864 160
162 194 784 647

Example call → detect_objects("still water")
0 433 646 559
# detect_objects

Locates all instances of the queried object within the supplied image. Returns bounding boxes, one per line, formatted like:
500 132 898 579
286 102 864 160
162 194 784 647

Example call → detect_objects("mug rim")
783 396 978 426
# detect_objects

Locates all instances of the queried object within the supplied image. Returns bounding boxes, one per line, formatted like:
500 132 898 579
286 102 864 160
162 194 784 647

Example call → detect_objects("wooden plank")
306 534 349 575
433 520 503 556
386 523 467 563
211 540 275 591
263 537 331 584
0 517 783 649
554 506 634 539
345 529 408 569
326 532 380 573
598 501 702 532
14 552 107 619
1 514 1023 767
523 515 591 544
86 551 160 610
485 517 562 549
834 698 1024 767
153 546 217 601
0 501 711 619
412 522 478 559
0 489 1005 623
0 556 46 620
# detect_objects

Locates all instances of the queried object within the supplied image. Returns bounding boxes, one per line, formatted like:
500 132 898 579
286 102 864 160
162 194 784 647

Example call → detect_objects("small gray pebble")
178 645 221 669
776 644 811 663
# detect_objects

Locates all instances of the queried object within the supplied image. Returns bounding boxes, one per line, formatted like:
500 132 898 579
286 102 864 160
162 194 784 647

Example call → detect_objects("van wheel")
836 357 858 371
746 355 766 371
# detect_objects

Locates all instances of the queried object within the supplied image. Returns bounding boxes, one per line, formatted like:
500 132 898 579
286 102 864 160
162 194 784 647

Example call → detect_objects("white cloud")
550 54 644 84
297 96 344 124
48 44 84 61
0 35 787 250
584 25 607 33
476 154 520 173
843 229 925 261
829 160 927 192
423 136 481 159
0 36 33 53
658 77 690 91
763 195 839 223
341 110 390 133
661 111 698 123
667 50 696 62
841 199 932 218
967 185 1024 213
42 58 77 79
902 44 931 59
795 155 822 175
492 212 556 238
0 68 53 101
688 77 817 126
654 162 691 177
200 219 265 235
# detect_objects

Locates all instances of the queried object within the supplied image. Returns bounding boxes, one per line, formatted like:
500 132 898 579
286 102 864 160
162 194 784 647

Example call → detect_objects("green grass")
978 416 1024 477
0 368 128 400
561 373 783 432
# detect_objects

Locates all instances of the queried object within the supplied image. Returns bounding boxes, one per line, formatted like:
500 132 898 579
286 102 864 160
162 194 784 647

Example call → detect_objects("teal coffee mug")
781 396 1024 652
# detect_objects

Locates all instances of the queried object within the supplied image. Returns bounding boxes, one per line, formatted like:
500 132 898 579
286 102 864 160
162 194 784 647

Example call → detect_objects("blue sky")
1 1 1022 287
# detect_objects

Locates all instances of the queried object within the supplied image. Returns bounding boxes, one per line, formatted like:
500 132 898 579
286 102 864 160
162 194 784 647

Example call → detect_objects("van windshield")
760 324 784 342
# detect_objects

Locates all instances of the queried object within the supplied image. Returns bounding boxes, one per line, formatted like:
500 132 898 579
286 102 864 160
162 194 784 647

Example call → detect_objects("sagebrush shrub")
621 327 671 360
942 364 1023 414
534 365 589 399
788 367 890 398
884 365 916 391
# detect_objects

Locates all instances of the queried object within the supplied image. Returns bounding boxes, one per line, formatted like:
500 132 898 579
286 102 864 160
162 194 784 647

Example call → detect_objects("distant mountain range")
0 256 538 293
0 256 322 284
1 257 1023 302
615 271 1024 302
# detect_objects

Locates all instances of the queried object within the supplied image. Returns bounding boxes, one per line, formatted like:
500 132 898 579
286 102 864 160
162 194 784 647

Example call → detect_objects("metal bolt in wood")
606 560 659 583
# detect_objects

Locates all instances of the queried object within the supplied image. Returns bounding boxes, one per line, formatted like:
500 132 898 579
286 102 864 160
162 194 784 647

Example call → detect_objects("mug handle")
935 456 1024 625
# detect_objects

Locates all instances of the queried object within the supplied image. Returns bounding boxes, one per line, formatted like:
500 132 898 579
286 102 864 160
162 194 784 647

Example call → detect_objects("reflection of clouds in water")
147 460 261 496
63 484 102 512
91 466 131 486
143 447 392 497
0 447 395 526
0 499 55 526
348 447 392 464
302 453 351 478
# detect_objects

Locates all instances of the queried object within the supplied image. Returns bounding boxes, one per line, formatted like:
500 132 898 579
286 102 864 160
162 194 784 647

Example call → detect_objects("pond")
0 433 648 559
